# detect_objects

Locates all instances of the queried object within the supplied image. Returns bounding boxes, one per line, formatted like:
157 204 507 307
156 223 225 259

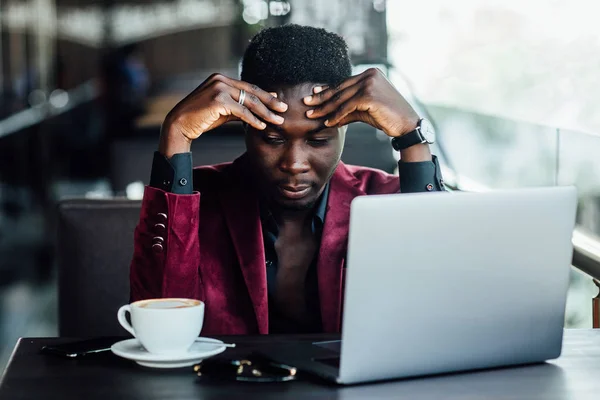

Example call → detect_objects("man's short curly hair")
241 24 352 90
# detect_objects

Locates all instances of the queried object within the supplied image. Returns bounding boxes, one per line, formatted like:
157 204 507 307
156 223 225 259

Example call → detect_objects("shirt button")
426 183 434 191
179 178 188 186
162 180 171 187
152 243 164 253
152 236 165 245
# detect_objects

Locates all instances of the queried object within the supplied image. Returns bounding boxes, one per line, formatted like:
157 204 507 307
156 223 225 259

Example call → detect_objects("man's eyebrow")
266 124 285 133
307 126 327 135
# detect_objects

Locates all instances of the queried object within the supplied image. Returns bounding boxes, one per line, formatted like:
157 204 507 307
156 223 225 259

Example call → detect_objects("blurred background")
1 0 599 372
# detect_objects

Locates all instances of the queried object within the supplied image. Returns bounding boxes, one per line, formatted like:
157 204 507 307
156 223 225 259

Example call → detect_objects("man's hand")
159 73 288 158
303 68 419 138
303 68 431 162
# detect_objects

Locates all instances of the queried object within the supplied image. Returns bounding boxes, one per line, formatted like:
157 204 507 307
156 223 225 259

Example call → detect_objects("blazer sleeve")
129 185 201 302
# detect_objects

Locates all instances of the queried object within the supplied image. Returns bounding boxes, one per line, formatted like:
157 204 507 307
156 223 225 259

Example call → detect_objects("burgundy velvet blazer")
129 154 400 335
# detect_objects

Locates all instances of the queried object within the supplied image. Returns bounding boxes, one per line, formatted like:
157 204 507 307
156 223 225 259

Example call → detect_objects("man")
130 25 443 335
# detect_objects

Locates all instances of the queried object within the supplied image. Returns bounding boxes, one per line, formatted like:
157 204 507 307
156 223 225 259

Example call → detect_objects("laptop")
261 186 577 385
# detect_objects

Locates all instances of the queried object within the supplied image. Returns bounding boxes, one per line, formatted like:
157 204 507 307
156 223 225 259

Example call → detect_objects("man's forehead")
275 83 319 118
273 82 319 96
271 82 319 105
264 82 337 135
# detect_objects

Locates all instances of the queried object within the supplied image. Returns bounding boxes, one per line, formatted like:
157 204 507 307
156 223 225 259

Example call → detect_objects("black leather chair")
57 198 141 337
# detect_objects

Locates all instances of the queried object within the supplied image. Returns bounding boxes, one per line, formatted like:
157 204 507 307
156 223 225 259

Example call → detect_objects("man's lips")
278 184 311 200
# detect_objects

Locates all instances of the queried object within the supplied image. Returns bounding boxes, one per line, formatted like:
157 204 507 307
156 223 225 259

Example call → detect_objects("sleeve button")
426 183 434 191
154 223 166 234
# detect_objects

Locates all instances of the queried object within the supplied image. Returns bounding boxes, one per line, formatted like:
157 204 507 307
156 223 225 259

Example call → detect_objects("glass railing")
428 104 600 328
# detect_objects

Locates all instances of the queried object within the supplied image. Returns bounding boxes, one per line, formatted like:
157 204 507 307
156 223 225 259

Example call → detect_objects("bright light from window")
372 0 385 12
243 0 268 24
28 90 47 108
49 89 69 109
269 1 291 16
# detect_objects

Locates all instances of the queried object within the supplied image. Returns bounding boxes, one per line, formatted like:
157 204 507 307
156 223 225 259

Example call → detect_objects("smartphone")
40 337 124 358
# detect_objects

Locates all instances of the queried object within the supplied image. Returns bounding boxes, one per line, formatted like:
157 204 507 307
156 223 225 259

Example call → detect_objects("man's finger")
323 95 361 127
223 85 284 125
220 75 288 112
306 83 361 119
304 74 364 106
224 98 267 130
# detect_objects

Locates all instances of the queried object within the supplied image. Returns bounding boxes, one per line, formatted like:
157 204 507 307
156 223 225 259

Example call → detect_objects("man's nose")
279 143 310 175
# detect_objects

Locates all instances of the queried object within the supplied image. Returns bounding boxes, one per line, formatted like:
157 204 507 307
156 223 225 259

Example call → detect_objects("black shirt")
260 184 329 333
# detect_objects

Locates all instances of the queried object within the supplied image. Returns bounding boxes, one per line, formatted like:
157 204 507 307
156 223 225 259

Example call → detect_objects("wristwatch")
391 118 436 151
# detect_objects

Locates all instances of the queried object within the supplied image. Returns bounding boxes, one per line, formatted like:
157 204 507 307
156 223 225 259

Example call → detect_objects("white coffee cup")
117 298 204 355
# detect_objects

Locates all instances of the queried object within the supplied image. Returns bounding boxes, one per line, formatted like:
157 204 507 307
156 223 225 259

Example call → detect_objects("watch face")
420 119 436 143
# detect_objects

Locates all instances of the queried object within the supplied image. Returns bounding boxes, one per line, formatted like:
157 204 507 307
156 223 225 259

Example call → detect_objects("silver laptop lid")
339 186 577 384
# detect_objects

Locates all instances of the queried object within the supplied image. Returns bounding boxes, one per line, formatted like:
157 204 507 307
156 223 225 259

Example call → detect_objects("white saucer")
111 337 227 368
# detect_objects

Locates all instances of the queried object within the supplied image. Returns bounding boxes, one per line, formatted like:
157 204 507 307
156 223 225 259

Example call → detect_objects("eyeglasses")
194 353 297 383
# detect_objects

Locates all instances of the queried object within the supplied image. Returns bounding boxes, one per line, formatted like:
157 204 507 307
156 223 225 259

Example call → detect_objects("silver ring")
238 89 246 106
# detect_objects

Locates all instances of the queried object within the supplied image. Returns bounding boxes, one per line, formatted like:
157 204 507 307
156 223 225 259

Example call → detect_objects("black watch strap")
391 129 423 151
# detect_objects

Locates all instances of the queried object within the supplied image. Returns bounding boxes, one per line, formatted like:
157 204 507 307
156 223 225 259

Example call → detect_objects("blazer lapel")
219 156 269 334
317 162 365 332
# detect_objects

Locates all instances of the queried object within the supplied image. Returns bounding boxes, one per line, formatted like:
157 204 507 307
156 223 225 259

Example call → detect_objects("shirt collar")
260 183 330 235
313 182 329 225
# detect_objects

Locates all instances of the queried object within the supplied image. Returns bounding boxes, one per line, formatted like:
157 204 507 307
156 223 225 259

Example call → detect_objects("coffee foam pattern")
137 299 200 309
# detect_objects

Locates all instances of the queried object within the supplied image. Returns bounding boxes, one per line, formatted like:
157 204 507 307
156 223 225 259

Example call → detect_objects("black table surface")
1 330 600 400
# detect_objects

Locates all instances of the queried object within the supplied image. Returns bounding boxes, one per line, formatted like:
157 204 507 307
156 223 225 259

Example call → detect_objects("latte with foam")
117 298 205 354
138 299 200 309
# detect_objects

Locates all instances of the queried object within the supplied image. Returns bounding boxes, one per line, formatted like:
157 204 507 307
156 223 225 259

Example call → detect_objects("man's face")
245 83 346 210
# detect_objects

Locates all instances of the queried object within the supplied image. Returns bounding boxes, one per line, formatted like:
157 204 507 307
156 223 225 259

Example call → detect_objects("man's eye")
308 139 329 146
